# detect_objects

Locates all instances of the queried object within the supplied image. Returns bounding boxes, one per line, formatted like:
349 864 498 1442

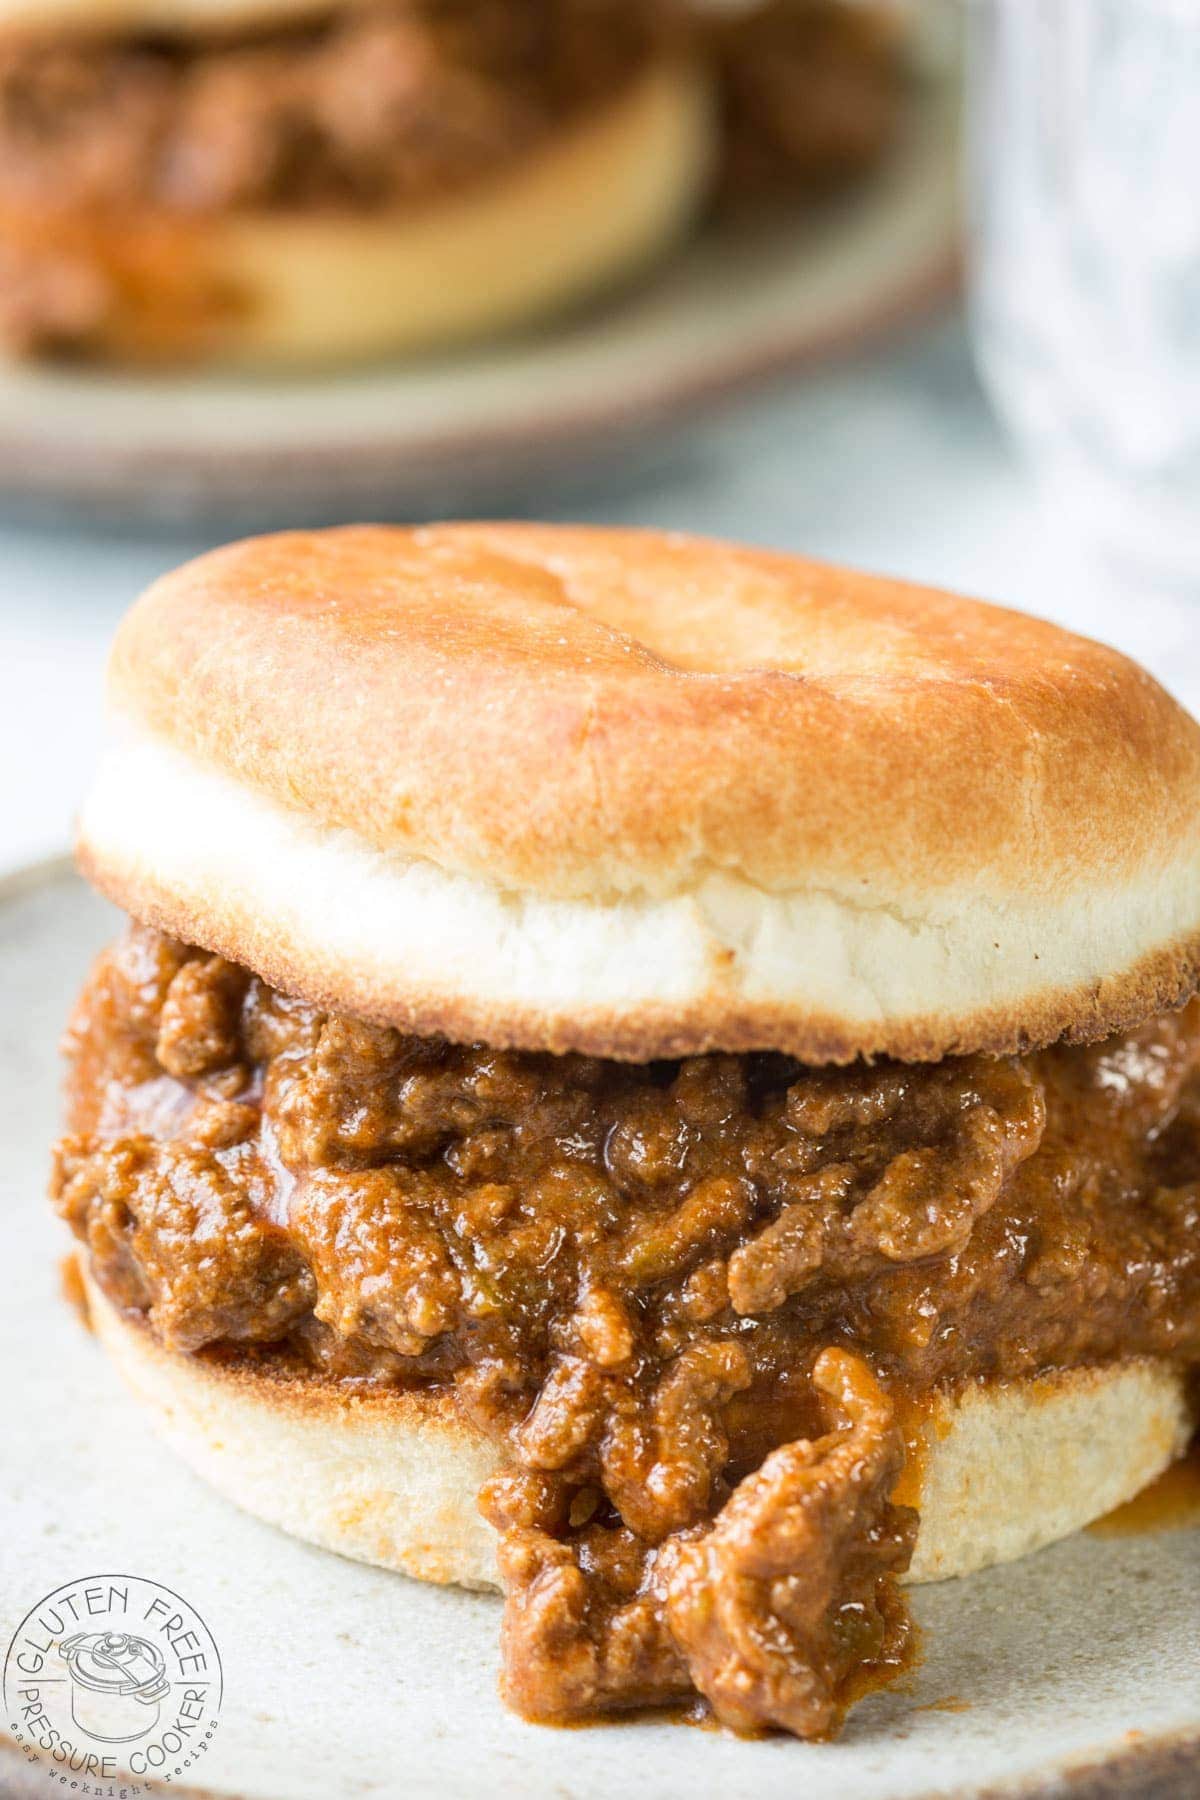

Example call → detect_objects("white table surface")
2 314 1198 880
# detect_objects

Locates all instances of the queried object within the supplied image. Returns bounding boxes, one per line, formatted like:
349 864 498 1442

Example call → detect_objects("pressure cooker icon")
59 1631 170 1742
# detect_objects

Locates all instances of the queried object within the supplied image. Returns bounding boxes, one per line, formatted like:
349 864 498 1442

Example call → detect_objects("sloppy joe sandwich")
0 1 712 363
53 524 1200 1738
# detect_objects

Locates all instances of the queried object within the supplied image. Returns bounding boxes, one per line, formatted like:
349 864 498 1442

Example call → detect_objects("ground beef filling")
706 0 904 208
52 927 1200 1736
0 0 663 218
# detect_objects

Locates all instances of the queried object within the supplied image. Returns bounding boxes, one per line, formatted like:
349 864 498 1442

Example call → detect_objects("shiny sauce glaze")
52 927 1200 1736
1089 1435 1200 1537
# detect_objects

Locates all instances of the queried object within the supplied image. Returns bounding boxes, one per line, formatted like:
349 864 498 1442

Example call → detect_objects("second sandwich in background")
0 0 909 365
0 0 713 363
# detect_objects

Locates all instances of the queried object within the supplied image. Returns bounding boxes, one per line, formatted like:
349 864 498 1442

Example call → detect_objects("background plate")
1 862 1197 1800
0 63 959 526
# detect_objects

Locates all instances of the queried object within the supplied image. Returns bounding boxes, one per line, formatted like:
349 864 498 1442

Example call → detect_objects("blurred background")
2 0 1199 878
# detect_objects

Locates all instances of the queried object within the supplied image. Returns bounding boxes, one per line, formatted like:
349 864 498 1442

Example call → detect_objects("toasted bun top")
79 524 1200 1062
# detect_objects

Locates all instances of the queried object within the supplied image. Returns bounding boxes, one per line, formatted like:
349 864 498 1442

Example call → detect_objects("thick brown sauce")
1089 1438 1200 1537
58 1248 91 1333
51 926 1200 1739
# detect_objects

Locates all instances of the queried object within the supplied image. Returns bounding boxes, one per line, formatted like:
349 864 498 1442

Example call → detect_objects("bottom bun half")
83 1272 1194 1591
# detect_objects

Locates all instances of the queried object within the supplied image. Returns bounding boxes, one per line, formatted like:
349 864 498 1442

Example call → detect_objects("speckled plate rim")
5 1731 1195 1800
2 851 1198 1800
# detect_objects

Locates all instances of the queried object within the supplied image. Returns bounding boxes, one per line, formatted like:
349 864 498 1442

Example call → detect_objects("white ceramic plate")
1 861 1197 1800
0 67 959 526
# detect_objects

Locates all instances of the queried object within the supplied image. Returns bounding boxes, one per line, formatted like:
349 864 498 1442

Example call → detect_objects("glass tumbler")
968 0 1200 583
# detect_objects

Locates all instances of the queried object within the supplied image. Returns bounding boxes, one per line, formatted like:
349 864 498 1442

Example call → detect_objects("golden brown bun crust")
84 1275 1196 1593
108 524 1200 901
87 523 1200 1062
